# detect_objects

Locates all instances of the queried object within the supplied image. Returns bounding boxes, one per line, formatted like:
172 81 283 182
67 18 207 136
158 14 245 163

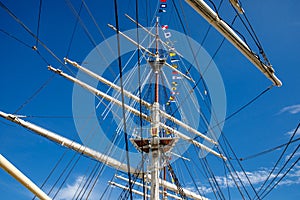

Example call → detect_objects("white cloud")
54 176 101 200
55 176 85 200
279 104 300 114
285 152 300 162
286 128 300 136
188 166 300 195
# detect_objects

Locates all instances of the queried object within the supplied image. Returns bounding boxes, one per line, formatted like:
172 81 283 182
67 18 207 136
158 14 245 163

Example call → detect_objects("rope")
256 123 300 199
0 28 51 65
240 137 300 161
0 28 31 48
261 155 300 199
113 0 133 199
260 144 300 199
53 154 82 199
135 0 146 198
32 150 69 200
219 134 260 199
256 123 300 195
65 2 83 58
35 0 43 47
46 152 78 196
0 1 75 75
71 161 98 199
13 75 55 114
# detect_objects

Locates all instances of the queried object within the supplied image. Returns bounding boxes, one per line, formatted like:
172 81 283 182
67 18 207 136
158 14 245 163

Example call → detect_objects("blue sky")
0 0 299 199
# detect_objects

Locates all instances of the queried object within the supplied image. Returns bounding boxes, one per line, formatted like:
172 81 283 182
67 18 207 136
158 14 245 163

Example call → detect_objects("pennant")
171 87 177 91
172 81 178 86
171 58 179 63
159 9 166 13
172 70 178 74
160 0 167 2
169 52 176 57
172 76 182 80
164 32 172 38
171 91 180 95
162 25 168 30
169 96 175 101
172 64 178 68
166 101 170 106
160 3 167 8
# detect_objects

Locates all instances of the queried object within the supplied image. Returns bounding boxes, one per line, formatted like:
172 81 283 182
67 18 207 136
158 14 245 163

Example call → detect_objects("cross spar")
47 65 225 159
64 58 218 145
0 111 207 200
185 0 282 87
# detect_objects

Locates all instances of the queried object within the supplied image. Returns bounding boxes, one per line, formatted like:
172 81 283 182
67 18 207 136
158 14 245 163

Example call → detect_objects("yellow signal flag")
169 52 176 57
169 96 175 101
172 64 178 68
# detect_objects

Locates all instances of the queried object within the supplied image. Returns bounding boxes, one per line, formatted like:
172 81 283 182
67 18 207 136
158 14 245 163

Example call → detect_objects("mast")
150 16 162 200
47 65 224 158
0 111 206 199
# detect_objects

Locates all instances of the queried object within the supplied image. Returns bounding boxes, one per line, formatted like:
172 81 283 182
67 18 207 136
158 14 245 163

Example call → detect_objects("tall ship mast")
1 1 299 200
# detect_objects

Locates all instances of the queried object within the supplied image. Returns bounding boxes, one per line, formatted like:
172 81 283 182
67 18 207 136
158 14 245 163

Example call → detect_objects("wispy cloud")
286 128 300 136
55 176 100 200
187 166 300 195
279 104 300 114
55 176 85 200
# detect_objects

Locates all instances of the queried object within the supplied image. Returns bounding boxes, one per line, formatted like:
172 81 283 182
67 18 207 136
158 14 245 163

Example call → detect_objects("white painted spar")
124 13 184 58
48 66 224 158
0 154 52 200
185 0 282 86
159 122 226 160
0 111 208 200
0 111 135 173
64 58 217 145
107 23 194 81
115 174 209 200
109 181 150 198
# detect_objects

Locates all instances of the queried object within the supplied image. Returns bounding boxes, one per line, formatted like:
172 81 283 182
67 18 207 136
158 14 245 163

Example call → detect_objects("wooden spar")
229 0 244 14
0 111 135 173
107 23 194 81
48 66 223 158
0 154 52 200
159 110 217 145
109 181 150 198
0 111 207 200
107 23 155 57
164 62 194 81
115 175 208 200
115 175 181 200
64 58 214 145
124 14 184 58
48 66 150 121
159 122 226 160
64 58 151 109
156 176 209 200
185 0 282 87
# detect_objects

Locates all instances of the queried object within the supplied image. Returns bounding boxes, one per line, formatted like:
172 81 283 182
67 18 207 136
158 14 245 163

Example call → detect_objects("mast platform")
130 137 178 154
